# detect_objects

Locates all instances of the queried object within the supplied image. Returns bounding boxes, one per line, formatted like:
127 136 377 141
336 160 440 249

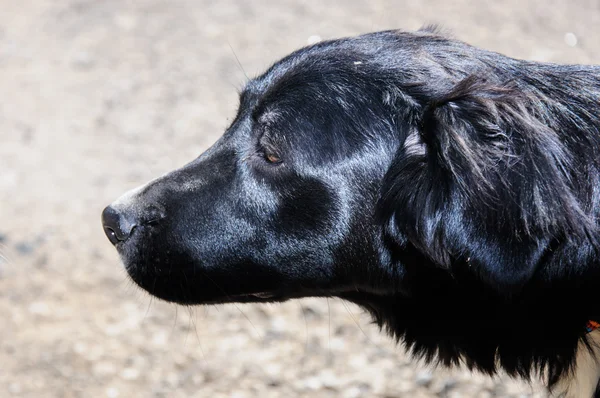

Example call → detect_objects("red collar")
586 320 600 333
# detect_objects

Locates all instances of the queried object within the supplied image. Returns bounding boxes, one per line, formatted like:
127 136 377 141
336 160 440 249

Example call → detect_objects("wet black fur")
105 28 600 392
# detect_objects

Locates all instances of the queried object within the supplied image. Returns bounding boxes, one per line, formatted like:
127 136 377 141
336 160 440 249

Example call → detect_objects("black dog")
102 27 600 396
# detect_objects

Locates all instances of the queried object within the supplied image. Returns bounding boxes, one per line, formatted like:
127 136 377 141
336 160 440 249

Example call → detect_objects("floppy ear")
378 75 593 294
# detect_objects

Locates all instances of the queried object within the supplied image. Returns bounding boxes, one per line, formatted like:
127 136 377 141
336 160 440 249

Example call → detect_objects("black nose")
102 206 138 245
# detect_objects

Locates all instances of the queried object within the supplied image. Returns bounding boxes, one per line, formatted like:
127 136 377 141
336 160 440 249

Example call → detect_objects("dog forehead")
245 57 372 120
245 34 392 95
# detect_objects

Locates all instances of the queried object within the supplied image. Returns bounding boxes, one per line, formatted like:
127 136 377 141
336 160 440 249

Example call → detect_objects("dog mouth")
122 259 291 305
228 291 281 301
223 292 284 304
114 237 330 305
168 291 288 306
247 292 277 299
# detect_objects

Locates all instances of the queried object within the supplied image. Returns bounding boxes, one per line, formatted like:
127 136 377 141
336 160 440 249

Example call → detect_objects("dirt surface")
2 1 600 397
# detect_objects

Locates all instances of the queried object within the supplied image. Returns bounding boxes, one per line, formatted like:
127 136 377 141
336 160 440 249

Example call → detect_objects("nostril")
101 206 137 245
103 226 121 245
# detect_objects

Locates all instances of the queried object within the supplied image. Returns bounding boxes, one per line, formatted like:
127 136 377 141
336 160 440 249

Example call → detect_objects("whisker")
327 297 332 357
143 290 154 321
178 279 195 346
183 304 192 346
172 304 179 335
198 270 262 339
232 303 262 340
0 244 14 266
228 41 249 81
120 273 137 295
341 300 382 350
0 253 11 267
187 305 207 362
297 300 309 353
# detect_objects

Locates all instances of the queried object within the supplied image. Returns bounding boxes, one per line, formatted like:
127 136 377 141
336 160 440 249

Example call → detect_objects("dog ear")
378 75 593 294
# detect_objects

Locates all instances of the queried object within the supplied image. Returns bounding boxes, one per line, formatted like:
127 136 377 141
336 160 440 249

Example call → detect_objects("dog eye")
264 152 281 164
257 133 282 164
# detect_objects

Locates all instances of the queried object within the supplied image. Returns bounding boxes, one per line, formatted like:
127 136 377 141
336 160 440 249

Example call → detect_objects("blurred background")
1 1 600 397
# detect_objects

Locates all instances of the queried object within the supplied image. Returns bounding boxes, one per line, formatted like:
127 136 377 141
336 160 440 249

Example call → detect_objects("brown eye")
265 153 281 164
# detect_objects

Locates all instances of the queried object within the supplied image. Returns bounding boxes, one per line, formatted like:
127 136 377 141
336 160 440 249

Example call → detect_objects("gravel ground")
2 1 600 397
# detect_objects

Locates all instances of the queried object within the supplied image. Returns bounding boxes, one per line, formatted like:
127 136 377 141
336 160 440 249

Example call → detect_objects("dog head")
102 29 597 307
102 32 406 305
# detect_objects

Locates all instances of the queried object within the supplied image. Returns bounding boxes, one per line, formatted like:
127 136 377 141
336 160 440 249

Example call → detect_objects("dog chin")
118 253 289 305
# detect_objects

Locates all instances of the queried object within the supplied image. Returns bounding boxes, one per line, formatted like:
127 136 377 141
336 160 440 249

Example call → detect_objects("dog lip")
249 292 277 299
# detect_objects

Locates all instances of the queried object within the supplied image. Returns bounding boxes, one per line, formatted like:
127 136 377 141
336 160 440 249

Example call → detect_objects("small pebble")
114 14 137 31
152 331 168 346
415 371 433 387
270 316 287 332
8 383 21 394
73 342 87 355
166 372 180 387
15 241 35 255
342 386 363 398
564 32 578 47
71 51 95 69
319 369 341 389
121 367 140 380
94 361 117 377
28 302 50 316
303 376 323 390
438 378 458 395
